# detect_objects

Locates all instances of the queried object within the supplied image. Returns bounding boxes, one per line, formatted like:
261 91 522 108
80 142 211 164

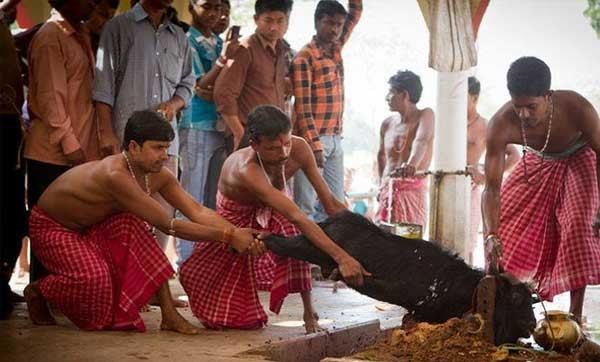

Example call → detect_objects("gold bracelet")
168 218 176 236
221 227 234 244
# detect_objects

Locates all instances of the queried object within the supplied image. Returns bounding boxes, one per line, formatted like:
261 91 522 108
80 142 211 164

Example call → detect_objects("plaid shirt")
291 0 362 152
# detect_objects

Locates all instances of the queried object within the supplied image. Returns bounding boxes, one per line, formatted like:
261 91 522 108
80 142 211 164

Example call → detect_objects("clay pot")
532 310 583 352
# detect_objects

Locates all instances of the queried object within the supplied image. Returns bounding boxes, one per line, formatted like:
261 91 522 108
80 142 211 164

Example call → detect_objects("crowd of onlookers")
0 0 493 318
1 0 368 317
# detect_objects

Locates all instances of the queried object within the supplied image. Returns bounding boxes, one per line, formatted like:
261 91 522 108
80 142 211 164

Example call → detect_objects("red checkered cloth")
499 146 600 300
179 191 311 330
29 206 173 331
375 177 427 226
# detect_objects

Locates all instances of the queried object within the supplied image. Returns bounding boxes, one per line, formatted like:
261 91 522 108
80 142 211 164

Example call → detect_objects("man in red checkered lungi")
179 105 370 333
25 110 261 333
375 70 434 228
482 57 600 322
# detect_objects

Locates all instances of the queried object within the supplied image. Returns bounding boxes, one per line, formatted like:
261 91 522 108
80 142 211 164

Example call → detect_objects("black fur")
264 211 536 345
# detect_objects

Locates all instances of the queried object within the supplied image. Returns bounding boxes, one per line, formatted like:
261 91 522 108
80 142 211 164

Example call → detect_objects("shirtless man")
466 76 519 264
25 110 260 333
180 105 370 333
376 70 435 226
482 57 600 321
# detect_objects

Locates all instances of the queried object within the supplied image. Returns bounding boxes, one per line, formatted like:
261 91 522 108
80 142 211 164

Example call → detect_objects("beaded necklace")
122 151 156 236
122 151 150 194
520 94 554 185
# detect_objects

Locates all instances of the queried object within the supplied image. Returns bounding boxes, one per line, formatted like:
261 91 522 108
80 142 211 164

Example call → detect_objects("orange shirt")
25 12 99 166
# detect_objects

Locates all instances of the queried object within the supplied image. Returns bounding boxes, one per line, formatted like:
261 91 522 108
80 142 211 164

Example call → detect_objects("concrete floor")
2 269 599 362
0 277 404 362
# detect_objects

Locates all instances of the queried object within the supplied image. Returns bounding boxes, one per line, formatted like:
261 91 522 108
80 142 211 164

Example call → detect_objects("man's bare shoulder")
471 115 488 131
102 155 132 187
380 115 399 132
488 101 516 128
290 136 314 162
556 89 595 112
417 107 435 126
223 148 259 179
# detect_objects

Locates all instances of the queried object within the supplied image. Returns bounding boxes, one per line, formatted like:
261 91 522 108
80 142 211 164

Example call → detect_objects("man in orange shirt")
24 0 98 281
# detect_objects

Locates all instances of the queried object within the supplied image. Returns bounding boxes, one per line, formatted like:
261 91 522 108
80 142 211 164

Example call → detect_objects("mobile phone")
228 25 241 41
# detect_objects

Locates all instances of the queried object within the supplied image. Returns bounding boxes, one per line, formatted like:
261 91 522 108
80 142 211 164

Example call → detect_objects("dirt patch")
350 318 577 362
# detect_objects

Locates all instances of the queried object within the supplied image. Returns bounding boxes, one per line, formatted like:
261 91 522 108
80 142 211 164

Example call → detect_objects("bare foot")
149 295 188 308
24 283 56 325
304 312 325 334
160 311 199 335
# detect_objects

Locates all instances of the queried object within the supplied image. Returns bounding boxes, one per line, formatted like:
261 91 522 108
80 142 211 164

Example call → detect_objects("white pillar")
429 70 470 258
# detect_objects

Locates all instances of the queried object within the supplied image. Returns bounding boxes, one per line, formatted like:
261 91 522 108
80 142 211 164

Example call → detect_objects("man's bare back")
38 154 171 232
378 108 434 182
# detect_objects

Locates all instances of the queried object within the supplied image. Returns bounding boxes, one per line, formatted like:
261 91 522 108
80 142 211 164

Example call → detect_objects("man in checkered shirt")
482 56 600 323
291 0 362 222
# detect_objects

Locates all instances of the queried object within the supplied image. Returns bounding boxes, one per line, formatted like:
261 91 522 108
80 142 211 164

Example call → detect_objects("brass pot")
533 310 583 352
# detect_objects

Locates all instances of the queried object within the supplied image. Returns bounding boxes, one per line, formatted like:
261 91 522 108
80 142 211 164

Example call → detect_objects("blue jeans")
176 129 225 267
293 135 344 223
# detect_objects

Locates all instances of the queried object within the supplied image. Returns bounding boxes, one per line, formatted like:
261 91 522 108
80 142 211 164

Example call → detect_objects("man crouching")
179 105 370 333
25 110 261 333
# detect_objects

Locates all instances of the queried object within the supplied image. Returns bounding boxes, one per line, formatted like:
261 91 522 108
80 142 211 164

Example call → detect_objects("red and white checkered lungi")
179 191 311 330
375 177 427 226
29 206 173 331
499 146 600 300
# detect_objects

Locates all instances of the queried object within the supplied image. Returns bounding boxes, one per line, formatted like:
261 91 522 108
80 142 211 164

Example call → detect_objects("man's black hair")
507 56 551 97
314 0 347 24
123 110 175 150
388 70 423 103
106 0 119 8
468 76 481 96
247 105 291 143
255 0 293 16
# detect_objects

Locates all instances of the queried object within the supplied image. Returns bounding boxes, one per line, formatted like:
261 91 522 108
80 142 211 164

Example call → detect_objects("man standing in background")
0 0 26 318
214 0 293 152
24 0 98 281
93 0 195 257
291 0 362 222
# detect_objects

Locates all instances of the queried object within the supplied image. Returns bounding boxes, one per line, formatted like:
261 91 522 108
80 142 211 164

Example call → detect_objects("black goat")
263 211 536 345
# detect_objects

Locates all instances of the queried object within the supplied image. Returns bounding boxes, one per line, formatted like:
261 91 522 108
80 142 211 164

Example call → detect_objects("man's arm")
157 39 195 120
93 20 119 157
196 35 241 100
401 108 434 176
481 117 508 237
107 170 255 253
174 38 195 110
571 92 600 236
30 36 84 165
295 138 346 215
158 171 233 230
339 0 363 46
377 118 389 181
241 162 370 286
214 46 250 150
291 54 323 166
